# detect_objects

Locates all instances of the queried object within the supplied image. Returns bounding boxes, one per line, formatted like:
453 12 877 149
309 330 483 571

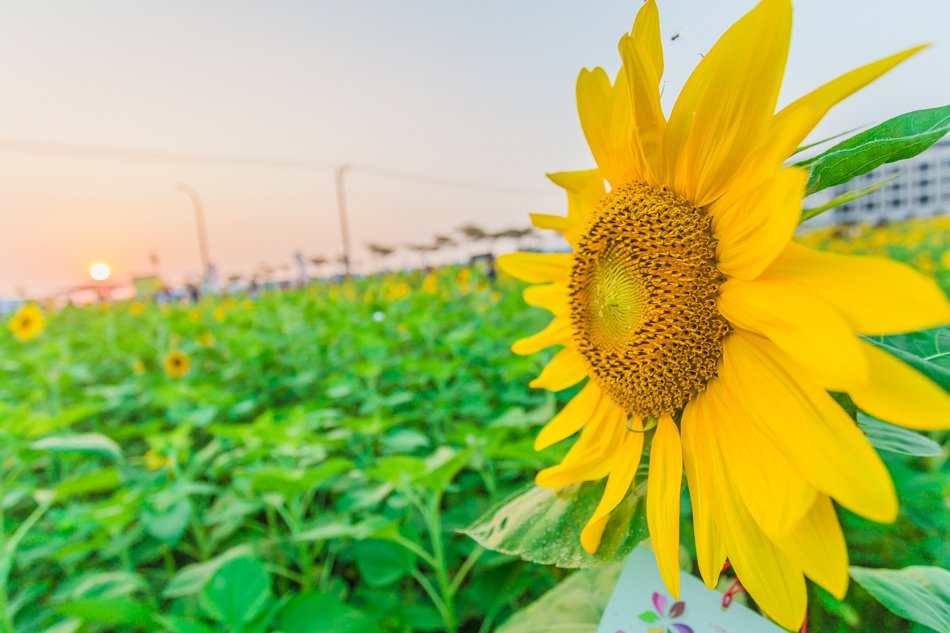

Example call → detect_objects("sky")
0 0 948 297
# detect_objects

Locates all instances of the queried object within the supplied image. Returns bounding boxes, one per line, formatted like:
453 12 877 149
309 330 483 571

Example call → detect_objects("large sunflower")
499 0 950 629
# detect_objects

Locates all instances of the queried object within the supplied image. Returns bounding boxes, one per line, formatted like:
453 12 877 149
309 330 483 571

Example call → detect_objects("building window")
917 195 932 204
890 198 902 207
916 162 931 172
916 179 932 188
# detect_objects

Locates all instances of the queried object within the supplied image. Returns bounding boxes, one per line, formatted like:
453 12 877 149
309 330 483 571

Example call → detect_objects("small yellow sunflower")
133 359 146 375
422 273 438 295
500 1 950 629
197 331 216 347
130 301 145 316
164 350 191 378
8 304 45 341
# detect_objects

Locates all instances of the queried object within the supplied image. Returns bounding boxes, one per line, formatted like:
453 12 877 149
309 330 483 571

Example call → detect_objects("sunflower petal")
530 213 573 235
529 347 588 392
769 46 928 160
535 381 603 450
581 424 645 553
647 414 683 598
577 68 637 188
681 398 727 589
498 252 572 284
763 242 950 335
523 283 569 316
690 388 807 631
704 374 817 537
713 167 808 281
617 0 666 185
547 169 605 243
718 277 868 391
774 495 849 600
536 402 624 488
721 331 897 523
665 0 792 206
511 316 572 356
849 341 950 430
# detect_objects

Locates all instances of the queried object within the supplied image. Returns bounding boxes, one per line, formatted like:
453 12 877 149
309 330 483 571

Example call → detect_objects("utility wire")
0 137 551 195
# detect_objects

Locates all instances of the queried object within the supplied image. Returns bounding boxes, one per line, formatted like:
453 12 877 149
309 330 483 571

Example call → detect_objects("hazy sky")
0 1 948 297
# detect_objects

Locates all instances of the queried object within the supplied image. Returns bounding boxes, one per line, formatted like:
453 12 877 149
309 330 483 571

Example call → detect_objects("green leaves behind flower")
461 481 648 569
799 105 950 196
850 565 950 632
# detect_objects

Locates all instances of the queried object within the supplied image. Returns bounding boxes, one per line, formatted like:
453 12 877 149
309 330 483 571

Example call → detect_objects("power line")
0 137 551 195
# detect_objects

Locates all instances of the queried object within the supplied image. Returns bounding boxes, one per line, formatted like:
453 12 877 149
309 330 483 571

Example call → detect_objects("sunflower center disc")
569 182 729 417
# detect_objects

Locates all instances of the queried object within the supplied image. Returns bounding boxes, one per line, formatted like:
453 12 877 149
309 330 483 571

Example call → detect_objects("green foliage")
0 268 561 633
799 105 950 195
1 242 947 633
495 563 622 633
850 566 950 632
462 481 648 568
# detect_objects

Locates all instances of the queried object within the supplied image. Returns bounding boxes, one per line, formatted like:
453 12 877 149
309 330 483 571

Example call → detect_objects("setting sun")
89 262 111 281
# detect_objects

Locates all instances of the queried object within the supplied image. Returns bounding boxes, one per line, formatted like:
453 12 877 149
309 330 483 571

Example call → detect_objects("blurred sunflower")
130 301 145 316
133 359 146 375
197 331 216 347
8 304 45 341
500 0 949 629
164 350 191 378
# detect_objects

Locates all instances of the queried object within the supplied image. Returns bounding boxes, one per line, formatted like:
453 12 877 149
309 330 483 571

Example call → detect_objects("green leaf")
420 446 472 493
276 592 376 633
31 433 122 461
162 545 253 598
461 481 648 568
864 328 950 393
800 173 897 223
351 540 416 588
858 413 943 457
142 497 193 545
798 105 950 195
850 565 950 632
53 468 122 499
200 557 273 631
496 563 623 633
56 597 156 628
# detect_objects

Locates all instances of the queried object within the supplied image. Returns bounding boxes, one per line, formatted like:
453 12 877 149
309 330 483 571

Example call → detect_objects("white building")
803 139 950 226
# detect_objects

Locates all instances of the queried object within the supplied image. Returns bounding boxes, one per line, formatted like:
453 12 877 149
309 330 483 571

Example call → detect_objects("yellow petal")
769 45 928 160
849 341 950 430
511 316 572 356
576 67 637 188
681 398 727 589
497 252 572 284
713 167 808 281
536 402 624 488
581 424 645 553
617 0 666 185
689 388 807 631
773 495 849 600
703 374 817 537
530 213 573 236
535 381 603 450
721 331 897 523
718 276 868 391
647 414 683 598
529 347 589 392
665 0 791 206
523 283 569 316
547 169 605 244
764 242 950 335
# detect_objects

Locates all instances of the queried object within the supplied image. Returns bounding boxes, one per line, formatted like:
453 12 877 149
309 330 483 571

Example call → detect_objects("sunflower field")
0 214 948 633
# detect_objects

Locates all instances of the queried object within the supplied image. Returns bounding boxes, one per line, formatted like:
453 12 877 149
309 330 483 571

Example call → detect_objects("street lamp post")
176 182 211 279
335 164 353 277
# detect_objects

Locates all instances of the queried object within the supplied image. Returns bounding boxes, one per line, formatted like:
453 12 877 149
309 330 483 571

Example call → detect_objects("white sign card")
597 546 788 633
